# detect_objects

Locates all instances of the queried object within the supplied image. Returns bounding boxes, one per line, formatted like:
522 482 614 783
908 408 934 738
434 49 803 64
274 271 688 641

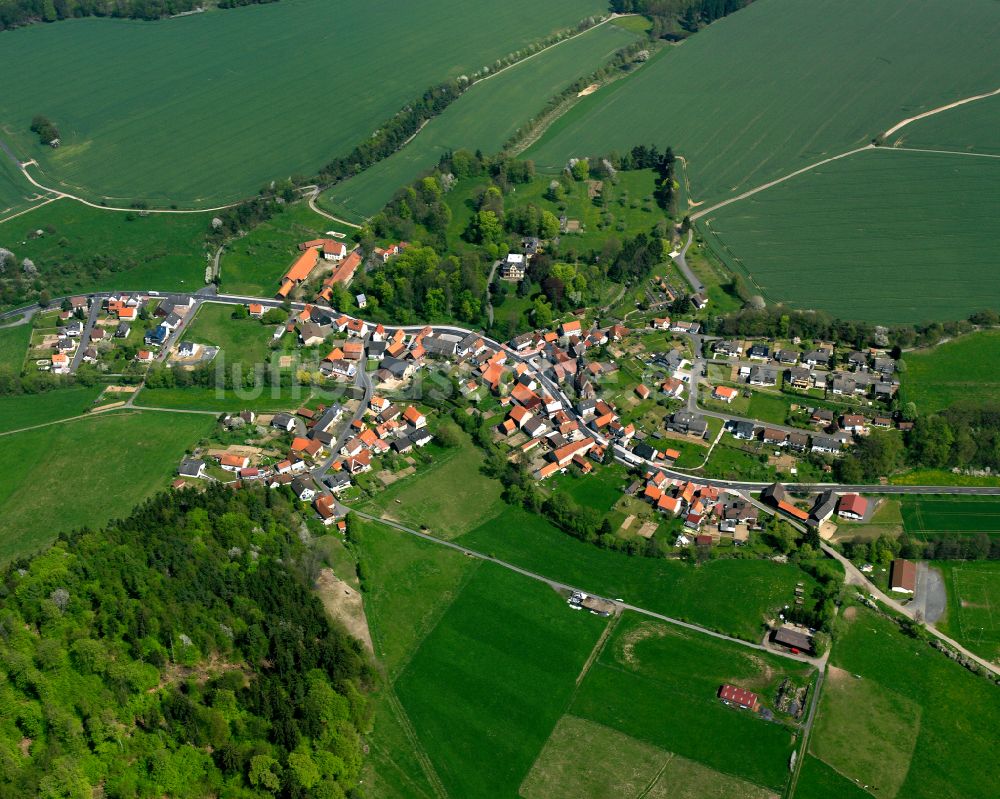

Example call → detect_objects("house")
550 437 595 467
811 408 835 426
500 253 526 280
714 340 743 357
837 493 868 520
667 411 708 438
314 495 338 525
718 685 758 711
690 293 708 310
811 436 842 454
403 406 426 428
220 454 249 472
291 475 318 502
62 320 83 337
890 559 917 593
115 321 131 339
248 303 264 318
712 385 738 403
841 414 867 434
803 350 830 368
847 351 868 371
786 367 812 390
177 341 201 358
271 412 297 432
291 437 324 458
277 247 320 298
635 384 651 400
135 349 155 363
558 320 582 339
788 431 809 452
661 377 684 398
762 428 788 447
356 293 367 309
732 421 756 440
747 344 770 360
775 349 799 365
178 458 206 479
324 472 352 494
830 375 856 396
651 317 671 330
809 490 838 526
748 366 778 386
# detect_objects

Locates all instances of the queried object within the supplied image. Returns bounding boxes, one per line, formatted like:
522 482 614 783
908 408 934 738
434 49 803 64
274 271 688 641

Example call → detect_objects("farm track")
691 85 1000 221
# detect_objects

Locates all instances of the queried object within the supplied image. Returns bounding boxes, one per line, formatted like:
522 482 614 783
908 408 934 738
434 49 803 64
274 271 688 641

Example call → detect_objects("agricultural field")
0 153 40 219
0 0 607 207
0 410 212 562
457 504 818 641
700 149 1000 323
794 755 873 799
566 613 812 794
0 385 106 434
900 496 1000 538
182 302 283 369
135 384 318 414
890 93 1000 156
320 21 639 221
807 605 1000 799
219 200 352 296
526 0 1000 207
0 198 211 300
934 561 1000 663
901 330 1000 413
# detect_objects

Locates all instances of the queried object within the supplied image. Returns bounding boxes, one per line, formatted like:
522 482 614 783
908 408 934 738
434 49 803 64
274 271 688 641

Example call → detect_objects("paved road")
671 229 704 294
352 510 823 669
313 361 374 481
69 300 102 373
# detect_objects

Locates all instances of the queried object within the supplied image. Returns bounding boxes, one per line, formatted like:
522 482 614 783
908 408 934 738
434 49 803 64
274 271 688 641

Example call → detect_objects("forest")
0 485 372 798
0 0 276 30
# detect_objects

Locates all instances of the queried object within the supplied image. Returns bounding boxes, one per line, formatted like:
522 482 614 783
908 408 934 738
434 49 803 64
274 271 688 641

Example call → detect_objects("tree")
249 755 281 792
570 158 589 181
532 297 553 327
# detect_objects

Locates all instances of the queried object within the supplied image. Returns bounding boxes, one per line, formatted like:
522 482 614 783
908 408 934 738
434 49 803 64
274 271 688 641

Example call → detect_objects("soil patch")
316 567 373 652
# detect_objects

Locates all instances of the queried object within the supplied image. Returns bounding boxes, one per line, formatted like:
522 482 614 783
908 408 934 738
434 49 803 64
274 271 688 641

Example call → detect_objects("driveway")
915 562 947 624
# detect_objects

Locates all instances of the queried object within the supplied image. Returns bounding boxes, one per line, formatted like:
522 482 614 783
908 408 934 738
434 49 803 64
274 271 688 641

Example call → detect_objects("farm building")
890 559 916 594
837 493 868 520
772 626 814 655
718 684 759 711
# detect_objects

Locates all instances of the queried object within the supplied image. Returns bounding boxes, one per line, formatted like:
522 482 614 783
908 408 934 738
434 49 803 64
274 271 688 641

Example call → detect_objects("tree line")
0 484 372 798
609 0 752 39
0 0 277 31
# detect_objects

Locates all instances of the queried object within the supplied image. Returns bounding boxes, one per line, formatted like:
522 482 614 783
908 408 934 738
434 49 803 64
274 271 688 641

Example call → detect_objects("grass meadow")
0 154 39 218
0 385 106 434
182 302 283 368
568 613 809 793
0 410 212 562
457 504 816 641
794 754 878 799
807 605 1000 799
900 496 1000 538
135 384 317 414
700 149 1000 323
320 22 638 221
901 330 1000 413
393 563 607 797
935 560 1000 663
0 0 606 207
526 0 1000 207
2 199 211 298
0 322 31 369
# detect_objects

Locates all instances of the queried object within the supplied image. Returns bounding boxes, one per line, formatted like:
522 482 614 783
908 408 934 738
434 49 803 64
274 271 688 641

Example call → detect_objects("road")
671 229 704 294
312 361 374 481
351 509 824 670
69 299 102 373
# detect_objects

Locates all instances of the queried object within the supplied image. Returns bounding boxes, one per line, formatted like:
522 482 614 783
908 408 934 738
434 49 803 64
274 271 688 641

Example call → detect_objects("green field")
892 93 1000 156
0 410 212 562
0 385 106 434
1 198 211 298
220 200 350 296
901 496 1000 537
363 434 504 540
935 561 1000 663
320 21 638 220
568 613 810 793
902 330 1000 413
393 561 607 798
0 0 606 207
457 505 816 641
182 302 282 368
135 384 316 413
700 149 1000 323
794 755 873 799
807 606 1000 799
526 0 1000 207
0 152 40 218
0 321 31 368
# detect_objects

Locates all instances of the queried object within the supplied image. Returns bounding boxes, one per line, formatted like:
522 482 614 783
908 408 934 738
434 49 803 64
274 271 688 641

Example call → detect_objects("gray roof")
178 458 204 477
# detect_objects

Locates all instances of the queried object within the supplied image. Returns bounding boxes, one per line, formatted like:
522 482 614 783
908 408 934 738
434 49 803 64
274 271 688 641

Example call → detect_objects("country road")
671 229 703 294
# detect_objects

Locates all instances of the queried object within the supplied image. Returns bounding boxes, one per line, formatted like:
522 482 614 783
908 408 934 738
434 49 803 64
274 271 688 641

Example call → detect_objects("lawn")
935 560 1000 663
807 605 1000 799
901 330 1000 413
521 715 777 799
900 496 1000 537
0 410 212 562
0 322 31 369
548 462 630 515
362 434 505 540
0 0 607 207
794 754 878 799
219 200 350 296
320 21 639 220
457 505 816 641
0 385 106 434
700 149 1000 323
526 0 1000 208
892 92 1000 156
182 302 282 369
569 613 811 793
1 199 210 301
393 561 607 798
